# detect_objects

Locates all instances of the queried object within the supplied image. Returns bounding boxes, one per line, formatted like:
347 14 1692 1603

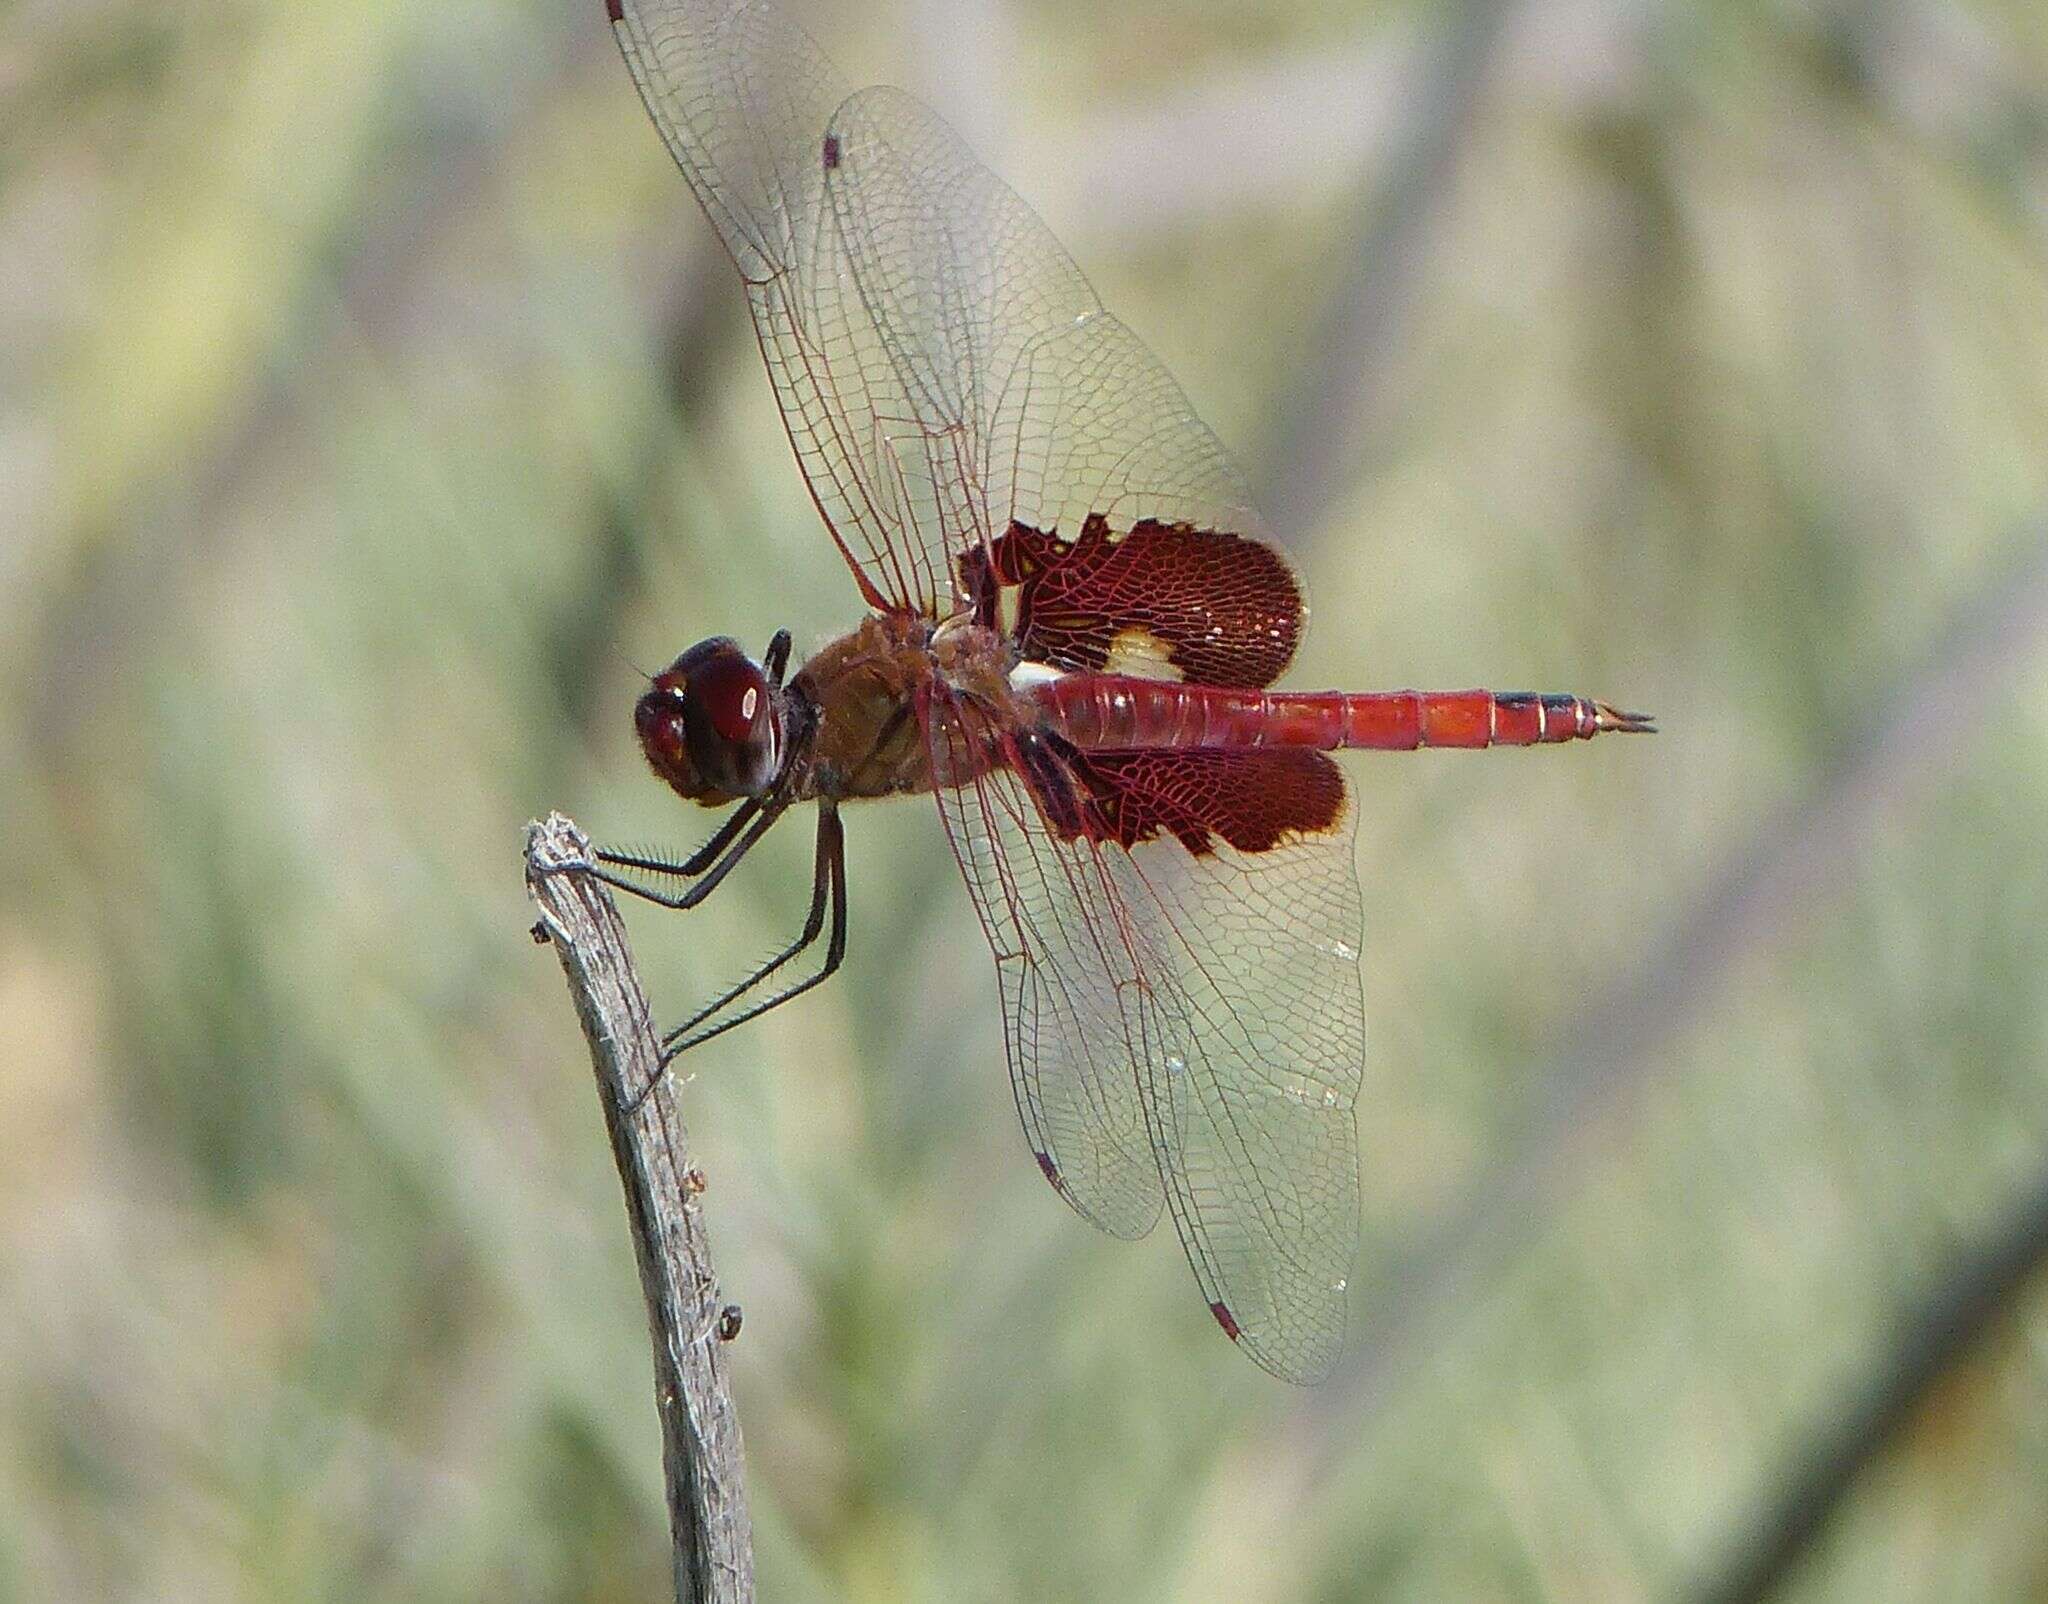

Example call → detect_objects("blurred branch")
1261 0 1524 541
525 814 752 1604
1692 1164 2048 1604
1045 3 1639 238
1042 38 1414 235
1033 0 1647 551
1295 512 2048 1472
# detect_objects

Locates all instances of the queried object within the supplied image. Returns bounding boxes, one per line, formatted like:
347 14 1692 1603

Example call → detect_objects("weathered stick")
524 812 753 1604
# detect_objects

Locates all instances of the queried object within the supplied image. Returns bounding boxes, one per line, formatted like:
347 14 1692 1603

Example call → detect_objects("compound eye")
691 652 770 744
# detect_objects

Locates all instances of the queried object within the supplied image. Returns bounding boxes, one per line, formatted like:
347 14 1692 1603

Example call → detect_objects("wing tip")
1209 1301 1349 1384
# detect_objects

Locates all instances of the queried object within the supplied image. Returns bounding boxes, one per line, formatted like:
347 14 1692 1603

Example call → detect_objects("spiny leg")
578 798 787 912
655 803 847 1067
589 796 766 898
654 803 840 1047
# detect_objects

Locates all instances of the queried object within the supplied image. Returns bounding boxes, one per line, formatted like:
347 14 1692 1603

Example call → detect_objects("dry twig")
525 812 753 1604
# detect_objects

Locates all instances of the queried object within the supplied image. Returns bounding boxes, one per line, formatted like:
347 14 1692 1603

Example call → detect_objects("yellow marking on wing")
1103 626 1184 681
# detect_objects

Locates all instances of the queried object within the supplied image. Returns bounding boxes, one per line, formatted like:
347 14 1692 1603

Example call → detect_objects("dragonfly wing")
973 516 1306 688
611 4 1300 641
924 696 1165 1241
925 694 1365 1383
608 0 944 611
607 0 837 287
820 85 1278 620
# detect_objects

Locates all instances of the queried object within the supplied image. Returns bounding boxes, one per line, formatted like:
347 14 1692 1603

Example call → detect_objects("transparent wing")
918 696 1164 1241
608 2 1274 623
923 693 1365 1384
821 86 1267 601
609 0 936 608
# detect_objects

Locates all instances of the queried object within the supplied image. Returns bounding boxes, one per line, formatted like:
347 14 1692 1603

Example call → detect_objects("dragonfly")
585 0 1652 1383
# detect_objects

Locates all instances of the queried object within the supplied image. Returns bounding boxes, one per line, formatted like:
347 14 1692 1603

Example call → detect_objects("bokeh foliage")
5 0 2048 1598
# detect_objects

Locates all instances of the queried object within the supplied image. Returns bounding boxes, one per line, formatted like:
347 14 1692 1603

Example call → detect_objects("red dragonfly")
588 0 1651 1382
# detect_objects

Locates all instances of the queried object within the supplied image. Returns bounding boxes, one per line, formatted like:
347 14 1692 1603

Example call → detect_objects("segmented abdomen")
1029 674 1617 752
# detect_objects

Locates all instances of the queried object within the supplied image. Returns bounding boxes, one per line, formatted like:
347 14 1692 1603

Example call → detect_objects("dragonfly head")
636 637 786 804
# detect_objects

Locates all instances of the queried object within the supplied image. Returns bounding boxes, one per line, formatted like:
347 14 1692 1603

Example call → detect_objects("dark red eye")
635 637 784 804
690 652 769 743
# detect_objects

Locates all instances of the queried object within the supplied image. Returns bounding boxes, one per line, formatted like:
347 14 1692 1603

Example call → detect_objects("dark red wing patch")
963 514 1303 688
1016 738 1346 858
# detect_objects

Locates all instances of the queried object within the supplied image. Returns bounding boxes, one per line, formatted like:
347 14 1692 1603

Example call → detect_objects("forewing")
610 5 1300 640
819 84 1291 632
608 0 943 610
924 694 1365 1383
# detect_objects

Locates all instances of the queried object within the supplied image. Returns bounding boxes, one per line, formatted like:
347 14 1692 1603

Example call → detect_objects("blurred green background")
7 0 2048 1598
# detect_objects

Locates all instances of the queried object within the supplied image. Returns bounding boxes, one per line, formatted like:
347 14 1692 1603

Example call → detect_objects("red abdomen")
1029 675 1651 751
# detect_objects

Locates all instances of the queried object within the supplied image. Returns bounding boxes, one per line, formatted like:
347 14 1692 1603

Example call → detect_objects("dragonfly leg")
652 803 847 1069
582 798 784 911
653 803 840 1047
596 795 762 881
762 627 793 688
